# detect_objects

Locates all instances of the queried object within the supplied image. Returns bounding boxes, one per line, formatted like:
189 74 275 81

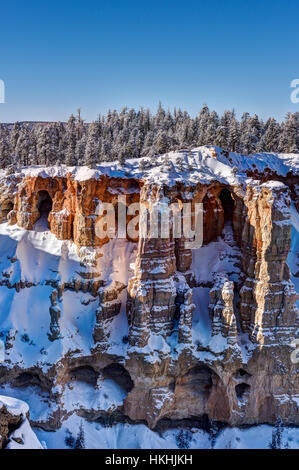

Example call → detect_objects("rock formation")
0 396 42 449
0 146 298 436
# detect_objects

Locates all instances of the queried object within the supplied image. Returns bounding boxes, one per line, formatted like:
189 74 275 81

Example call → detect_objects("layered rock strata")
0 147 298 432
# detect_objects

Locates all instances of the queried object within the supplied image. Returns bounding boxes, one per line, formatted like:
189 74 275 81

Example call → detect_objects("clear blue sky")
0 0 298 122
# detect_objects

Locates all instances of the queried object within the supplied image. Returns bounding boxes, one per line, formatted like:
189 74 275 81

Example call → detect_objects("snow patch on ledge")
0 394 29 417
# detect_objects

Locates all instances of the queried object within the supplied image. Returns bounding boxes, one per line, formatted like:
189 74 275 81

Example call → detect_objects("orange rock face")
0 168 298 431
7 174 141 247
4 173 233 252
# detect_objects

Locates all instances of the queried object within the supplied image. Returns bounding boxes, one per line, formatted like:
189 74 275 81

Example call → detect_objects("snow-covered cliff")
0 146 298 448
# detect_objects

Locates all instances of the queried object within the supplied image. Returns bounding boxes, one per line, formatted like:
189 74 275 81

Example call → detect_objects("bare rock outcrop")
93 280 126 346
209 273 237 345
239 181 299 344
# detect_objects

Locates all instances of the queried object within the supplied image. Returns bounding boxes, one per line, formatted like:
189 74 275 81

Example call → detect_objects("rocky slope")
0 146 298 446
0 395 42 448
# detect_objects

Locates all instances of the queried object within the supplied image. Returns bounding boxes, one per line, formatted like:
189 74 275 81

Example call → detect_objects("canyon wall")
0 148 298 431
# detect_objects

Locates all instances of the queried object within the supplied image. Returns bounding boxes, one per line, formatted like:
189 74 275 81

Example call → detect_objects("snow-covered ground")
190 223 241 348
191 223 241 285
0 384 56 424
1 146 298 187
0 220 136 370
62 378 127 415
33 413 299 449
2 393 298 449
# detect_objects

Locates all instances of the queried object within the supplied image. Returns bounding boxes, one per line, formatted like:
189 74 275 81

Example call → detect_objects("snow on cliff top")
2 146 298 186
0 394 29 417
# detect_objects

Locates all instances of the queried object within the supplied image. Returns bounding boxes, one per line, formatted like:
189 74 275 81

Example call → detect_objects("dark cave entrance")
69 365 98 386
219 188 234 223
1 200 13 221
14 372 42 387
37 190 52 228
102 363 134 393
235 382 250 400
182 365 214 397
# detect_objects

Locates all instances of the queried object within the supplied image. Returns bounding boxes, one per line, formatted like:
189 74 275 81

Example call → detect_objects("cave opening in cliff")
69 365 98 386
235 382 250 400
219 188 234 223
14 371 42 388
37 190 52 227
235 368 251 379
102 363 134 393
1 200 13 221
182 365 214 398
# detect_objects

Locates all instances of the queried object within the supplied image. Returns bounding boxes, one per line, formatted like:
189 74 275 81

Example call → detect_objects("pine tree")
215 125 227 149
269 417 283 449
209 420 219 448
206 111 219 146
0 125 11 168
118 151 126 166
74 421 86 449
15 125 31 166
10 121 21 153
1 107 298 168
0 137 10 169
84 121 99 167
153 129 169 154
239 112 250 153
247 114 262 153
36 126 48 165
75 134 87 165
176 429 191 449
228 118 240 152
257 118 280 153
197 104 210 145
65 114 77 165
279 112 299 153
76 108 85 141
65 429 75 448
218 109 235 149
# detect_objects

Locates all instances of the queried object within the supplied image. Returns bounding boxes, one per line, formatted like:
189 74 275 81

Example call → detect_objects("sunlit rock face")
238 181 298 344
5 174 140 246
0 146 298 432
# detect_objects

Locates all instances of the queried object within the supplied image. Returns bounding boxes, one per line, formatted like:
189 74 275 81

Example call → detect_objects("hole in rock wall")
235 368 251 379
69 365 98 386
235 382 250 400
1 200 13 221
102 363 134 393
169 381 176 392
219 188 234 223
182 365 214 397
37 190 53 223
14 372 42 388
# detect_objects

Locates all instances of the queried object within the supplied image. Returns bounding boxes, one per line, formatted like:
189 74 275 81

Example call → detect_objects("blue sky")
0 0 298 122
